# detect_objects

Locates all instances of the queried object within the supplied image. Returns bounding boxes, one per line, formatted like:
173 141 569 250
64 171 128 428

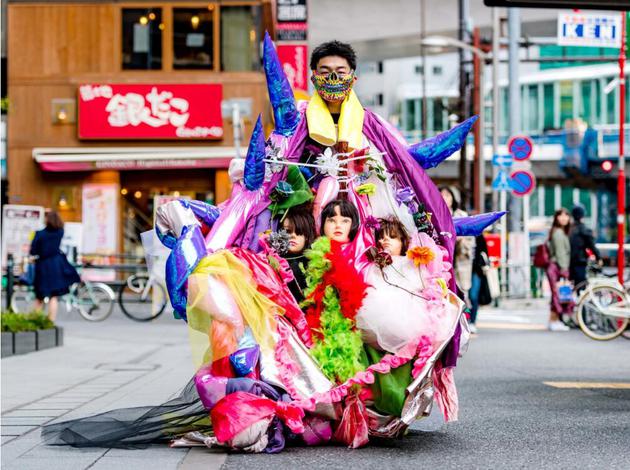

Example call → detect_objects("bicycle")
10 276 116 322
117 269 168 322
575 275 630 341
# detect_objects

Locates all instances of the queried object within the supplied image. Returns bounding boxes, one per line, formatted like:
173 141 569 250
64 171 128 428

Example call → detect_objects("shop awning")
33 146 238 172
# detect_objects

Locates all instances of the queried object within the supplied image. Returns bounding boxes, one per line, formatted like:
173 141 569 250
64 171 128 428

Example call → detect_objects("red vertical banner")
276 43 309 93
276 0 309 94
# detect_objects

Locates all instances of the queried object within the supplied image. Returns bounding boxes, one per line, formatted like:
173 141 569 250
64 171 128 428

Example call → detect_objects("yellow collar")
306 90 365 151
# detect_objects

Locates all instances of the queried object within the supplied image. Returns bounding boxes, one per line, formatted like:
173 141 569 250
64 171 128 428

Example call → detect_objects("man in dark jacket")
569 205 601 290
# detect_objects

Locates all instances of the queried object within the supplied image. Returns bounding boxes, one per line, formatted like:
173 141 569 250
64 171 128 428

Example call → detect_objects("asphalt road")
3 301 629 469
222 325 630 470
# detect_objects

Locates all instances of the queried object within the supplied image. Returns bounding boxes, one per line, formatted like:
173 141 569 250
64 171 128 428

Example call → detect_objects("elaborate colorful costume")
42 34 505 451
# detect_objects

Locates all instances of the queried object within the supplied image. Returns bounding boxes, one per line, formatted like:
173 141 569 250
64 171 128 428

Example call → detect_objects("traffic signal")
601 160 614 173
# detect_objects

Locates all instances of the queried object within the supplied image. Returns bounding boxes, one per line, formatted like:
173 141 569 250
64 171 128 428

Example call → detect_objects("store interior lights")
139 16 148 25
121 188 128 196
191 15 200 29
134 191 142 199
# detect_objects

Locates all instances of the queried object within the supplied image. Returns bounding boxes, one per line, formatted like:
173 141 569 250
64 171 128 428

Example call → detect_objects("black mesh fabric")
41 379 211 449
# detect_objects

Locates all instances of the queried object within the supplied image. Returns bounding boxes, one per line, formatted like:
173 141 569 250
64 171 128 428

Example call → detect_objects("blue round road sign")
510 170 536 197
508 136 533 161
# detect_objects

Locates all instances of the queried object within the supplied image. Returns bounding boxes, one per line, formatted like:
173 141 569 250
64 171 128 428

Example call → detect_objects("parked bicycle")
10 261 116 321
117 266 168 322
575 273 630 341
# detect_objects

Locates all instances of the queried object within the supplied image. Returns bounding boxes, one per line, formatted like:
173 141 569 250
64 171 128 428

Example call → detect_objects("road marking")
543 381 630 389
477 322 547 330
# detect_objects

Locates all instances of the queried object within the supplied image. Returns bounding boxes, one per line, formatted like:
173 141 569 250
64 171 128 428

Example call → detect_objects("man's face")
314 55 352 76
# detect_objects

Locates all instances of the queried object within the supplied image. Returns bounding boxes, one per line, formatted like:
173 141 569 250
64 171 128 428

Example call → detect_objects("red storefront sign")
78 84 223 140
277 44 309 93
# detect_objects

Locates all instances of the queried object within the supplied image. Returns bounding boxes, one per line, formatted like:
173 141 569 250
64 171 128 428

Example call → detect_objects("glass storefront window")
221 6 262 71
543 84 554 130
593 79 602 125
173 8 214 69
561 186 573 210
405 99 415 132
122 9 163 70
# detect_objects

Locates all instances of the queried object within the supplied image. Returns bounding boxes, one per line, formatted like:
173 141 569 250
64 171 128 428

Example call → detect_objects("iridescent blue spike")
408 116 478 169
263 32 299 136
244 115 266 191
453 211 506 236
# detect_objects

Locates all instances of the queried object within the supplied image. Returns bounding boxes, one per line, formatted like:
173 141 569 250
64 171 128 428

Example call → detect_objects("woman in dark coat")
30 211 80 320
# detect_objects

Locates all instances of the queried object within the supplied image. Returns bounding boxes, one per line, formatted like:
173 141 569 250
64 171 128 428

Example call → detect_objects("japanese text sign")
78 84 223 140
277 44 309 93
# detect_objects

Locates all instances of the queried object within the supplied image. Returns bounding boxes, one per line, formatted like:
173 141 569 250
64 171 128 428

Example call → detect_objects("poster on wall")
1 205 45 267
78 84 223 140
60 222 83 263
82 184 119 281
277 43 309 93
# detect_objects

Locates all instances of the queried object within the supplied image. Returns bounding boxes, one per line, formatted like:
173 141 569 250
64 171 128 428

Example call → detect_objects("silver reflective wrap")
259 318 338 420
155 201 200 239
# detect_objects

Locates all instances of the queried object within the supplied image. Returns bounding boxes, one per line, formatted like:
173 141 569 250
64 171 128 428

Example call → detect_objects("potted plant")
1 311 61 356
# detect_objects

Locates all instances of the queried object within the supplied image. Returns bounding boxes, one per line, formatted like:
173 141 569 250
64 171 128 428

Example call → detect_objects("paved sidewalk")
0 309 222 470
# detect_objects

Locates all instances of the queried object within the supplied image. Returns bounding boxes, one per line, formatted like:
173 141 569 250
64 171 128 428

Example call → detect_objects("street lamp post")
421 36 490 214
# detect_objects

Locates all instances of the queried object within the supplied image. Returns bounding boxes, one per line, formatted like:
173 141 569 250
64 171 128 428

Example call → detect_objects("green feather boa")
302 237 367 383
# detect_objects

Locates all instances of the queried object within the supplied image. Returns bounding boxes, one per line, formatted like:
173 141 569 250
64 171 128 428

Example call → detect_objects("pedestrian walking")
468 234 491 334
440 186 475 300
546 208 573 332
30 211 80 321
569 204 601 291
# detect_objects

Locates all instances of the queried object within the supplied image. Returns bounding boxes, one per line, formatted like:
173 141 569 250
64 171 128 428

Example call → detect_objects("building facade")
6 0 275 255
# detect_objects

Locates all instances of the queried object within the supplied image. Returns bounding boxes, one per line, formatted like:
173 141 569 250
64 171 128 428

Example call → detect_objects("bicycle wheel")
576 285 629 341
118 274 167 322
74 282 115 322
10 286 38 313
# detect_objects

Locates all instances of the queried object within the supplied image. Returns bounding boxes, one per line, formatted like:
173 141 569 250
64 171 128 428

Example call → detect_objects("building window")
415 65 423 75
173 8 214 69
580 80 592 124
377 61 383 74
543 83 555 130
122 9 163 70
376 93 384 106
221 6 262 71
559 80 574 125
525 84 538 133
432 65 443 76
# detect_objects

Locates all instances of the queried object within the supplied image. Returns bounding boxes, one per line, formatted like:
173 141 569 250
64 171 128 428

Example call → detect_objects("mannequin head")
320 199 360 243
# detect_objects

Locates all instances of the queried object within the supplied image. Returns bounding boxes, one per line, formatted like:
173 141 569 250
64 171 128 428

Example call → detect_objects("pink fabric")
432 364 459 422
211 391 305 444
274 323 433 411
231 247 313 347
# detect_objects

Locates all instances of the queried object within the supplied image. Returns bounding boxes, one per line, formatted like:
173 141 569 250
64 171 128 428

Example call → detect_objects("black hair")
310 41 357 71
320 199 360 241
375 218 410 254
282 207 316 251
438 185 459 212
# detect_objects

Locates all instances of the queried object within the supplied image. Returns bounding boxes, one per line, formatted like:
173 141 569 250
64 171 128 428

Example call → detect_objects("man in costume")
42 34 504 452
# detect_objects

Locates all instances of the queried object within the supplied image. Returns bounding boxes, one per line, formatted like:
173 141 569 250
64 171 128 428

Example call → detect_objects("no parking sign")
507 135 536 197
510 170 536 197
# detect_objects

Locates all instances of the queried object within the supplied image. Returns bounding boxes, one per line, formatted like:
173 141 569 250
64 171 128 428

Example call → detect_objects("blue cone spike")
453 211 507 237
244 115 266 191
408 116 478 169
263 32 299 136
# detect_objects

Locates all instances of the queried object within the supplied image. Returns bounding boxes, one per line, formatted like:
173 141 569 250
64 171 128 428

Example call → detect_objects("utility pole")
617 11 627 286
420 0 428 140
458 0 471 209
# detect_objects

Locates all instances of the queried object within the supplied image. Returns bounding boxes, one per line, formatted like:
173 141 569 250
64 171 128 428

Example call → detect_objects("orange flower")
406 246 435 266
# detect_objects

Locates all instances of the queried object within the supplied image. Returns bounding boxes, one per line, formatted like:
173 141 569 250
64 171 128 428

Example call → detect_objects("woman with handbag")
30 211 80 321
546 208 573 332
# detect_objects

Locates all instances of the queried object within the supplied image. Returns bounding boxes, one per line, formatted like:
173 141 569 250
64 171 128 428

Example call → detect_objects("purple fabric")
247 209 272 252
226 377 282 401
229 346 260 377
440 322 461 368
362 110 457 291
